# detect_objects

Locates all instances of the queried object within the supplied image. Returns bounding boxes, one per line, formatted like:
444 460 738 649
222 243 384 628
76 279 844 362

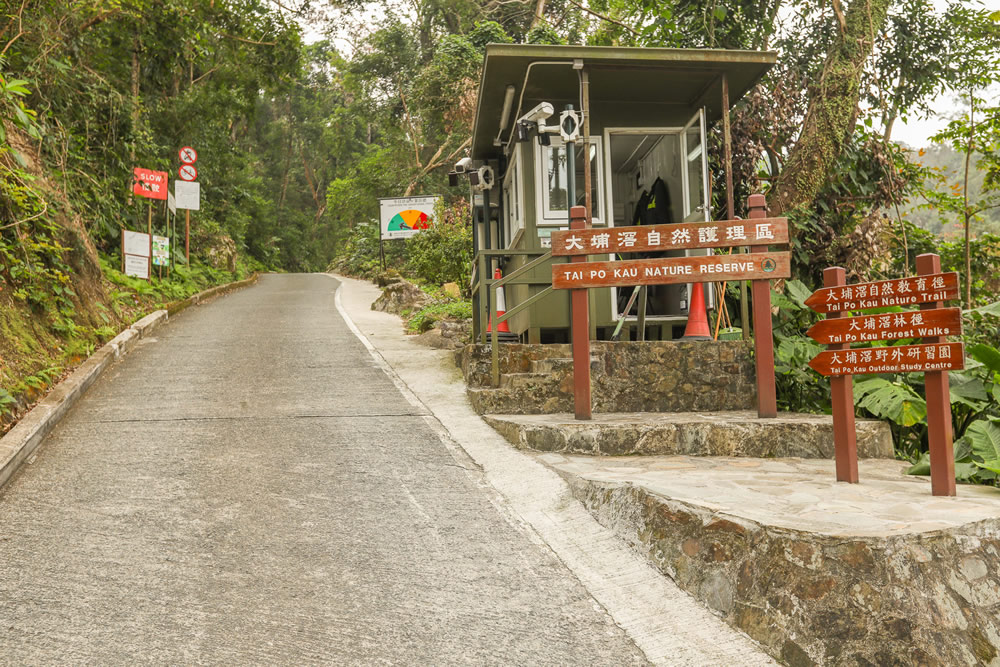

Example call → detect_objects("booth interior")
466 44 775 343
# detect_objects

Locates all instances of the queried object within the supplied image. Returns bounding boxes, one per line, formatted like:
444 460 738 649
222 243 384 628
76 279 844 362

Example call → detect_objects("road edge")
0 273 259 492
328 272 777 666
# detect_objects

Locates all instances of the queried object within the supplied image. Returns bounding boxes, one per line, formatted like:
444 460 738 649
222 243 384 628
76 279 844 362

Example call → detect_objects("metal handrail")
474 250 553 343
491 286 553 386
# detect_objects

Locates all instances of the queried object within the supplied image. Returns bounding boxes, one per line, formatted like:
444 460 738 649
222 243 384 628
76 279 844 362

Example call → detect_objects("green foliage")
405 207 472 286
525 25 566 45
406 299 474 333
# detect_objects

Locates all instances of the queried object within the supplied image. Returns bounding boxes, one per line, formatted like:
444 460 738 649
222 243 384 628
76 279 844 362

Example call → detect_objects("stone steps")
482 411 894 459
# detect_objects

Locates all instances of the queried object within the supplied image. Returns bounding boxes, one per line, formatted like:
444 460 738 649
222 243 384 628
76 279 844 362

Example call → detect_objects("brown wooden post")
917 252 956 496
570 205 592 420
747 194 777 418
185 209 191 264
823 266 859 483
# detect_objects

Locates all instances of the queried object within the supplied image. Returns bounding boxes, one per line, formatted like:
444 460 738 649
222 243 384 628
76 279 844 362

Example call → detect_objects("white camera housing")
476 166 495 191
521 102 554 124
454 157 473 173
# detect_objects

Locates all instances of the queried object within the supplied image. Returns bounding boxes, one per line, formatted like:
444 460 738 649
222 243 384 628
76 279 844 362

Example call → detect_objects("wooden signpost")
806 254 963 496
551 194 790 420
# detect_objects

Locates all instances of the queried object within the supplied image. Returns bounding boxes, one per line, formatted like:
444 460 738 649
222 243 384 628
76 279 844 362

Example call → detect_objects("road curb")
0 273 259 492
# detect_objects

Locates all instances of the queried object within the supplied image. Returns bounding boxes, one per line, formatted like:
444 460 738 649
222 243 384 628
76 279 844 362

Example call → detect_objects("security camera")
521 102 554 124
477 166 495 191
454 157 473 173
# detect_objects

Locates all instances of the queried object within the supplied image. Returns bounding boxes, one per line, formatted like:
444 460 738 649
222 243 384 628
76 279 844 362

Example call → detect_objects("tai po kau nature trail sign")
806 256 964 497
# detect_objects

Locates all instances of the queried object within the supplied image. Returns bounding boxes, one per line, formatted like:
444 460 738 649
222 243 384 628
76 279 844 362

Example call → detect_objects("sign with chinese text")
552 252 791 289
122 230 150 279
152 235 169 266
808 342 965 376
175 180 200 211
806 307 962 345
552 218 788 256
132 168 168 200
379 196 439 240
804 273 959 314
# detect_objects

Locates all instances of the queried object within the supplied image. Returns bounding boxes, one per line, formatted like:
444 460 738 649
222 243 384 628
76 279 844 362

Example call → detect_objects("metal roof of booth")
471 44 777 160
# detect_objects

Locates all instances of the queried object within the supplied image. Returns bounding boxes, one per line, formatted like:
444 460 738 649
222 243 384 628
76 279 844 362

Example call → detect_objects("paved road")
0 274 645 664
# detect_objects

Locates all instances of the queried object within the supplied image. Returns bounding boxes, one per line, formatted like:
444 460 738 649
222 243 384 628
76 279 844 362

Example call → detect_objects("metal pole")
723 74 750 341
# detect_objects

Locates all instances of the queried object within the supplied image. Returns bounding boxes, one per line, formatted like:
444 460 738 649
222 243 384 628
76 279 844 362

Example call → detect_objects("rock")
206 235 238 272
372 280 430 315
442 282 462 299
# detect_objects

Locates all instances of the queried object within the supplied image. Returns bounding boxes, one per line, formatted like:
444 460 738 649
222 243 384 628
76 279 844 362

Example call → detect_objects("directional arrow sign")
806 307 962 345
179 146 198 164
552 252 791 289
178 164 198 181
808 342 964 376
804 272 959 314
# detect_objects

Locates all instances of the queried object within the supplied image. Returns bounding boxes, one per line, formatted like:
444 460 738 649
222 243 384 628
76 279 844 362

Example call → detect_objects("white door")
680 109 710 222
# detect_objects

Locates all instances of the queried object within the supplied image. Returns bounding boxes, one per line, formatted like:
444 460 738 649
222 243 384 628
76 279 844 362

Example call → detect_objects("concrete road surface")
0 274 647 664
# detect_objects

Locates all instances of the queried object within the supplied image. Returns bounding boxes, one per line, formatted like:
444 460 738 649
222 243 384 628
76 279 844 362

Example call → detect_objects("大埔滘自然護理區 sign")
806 307 962 345
133 168 168 200
551 218 788 256
551 252 790 289
808 342 964 376
804 273 959 314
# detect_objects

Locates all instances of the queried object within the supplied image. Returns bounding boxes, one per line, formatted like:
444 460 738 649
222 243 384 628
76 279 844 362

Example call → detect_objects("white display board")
378 196 440 240
123 230 150 256
124 254 150 280
175 180 200 211
122 230 150 279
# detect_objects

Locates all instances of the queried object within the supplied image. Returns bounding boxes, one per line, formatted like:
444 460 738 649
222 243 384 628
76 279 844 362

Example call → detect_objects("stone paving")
485 411 893 459
541 453 1000 536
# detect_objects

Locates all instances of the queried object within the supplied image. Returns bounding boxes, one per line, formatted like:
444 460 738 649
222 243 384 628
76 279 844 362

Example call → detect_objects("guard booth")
465 44 776 343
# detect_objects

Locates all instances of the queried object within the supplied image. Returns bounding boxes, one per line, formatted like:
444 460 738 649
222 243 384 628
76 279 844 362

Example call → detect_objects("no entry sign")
178 164 198 181
552 252 791 289
179 146 198 164
132 168 168 200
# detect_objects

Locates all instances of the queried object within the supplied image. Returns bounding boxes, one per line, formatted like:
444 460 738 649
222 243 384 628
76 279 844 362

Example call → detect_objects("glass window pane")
685 126 704 218
545 142 600 214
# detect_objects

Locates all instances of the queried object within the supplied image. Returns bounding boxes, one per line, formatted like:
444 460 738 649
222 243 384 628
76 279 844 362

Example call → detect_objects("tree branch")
221 33 276 46
564 0 640 36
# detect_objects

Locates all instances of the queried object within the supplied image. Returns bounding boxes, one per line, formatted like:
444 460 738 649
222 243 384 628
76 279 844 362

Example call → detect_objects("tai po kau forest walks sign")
806 255 964 497
551 193 790 421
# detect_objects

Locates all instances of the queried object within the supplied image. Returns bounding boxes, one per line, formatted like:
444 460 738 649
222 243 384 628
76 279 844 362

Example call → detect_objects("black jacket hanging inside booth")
631 176 672 227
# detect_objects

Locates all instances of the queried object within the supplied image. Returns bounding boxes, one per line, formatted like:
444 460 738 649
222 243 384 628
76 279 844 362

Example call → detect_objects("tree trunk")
769 0 892 216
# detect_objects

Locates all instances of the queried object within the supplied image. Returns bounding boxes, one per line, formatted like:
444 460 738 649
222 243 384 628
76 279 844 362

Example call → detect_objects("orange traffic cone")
682 282 712 340
486 268 512 334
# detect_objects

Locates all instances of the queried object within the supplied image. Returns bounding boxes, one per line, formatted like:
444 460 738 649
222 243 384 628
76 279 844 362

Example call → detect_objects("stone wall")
461 341 757 414
574 479 1000 666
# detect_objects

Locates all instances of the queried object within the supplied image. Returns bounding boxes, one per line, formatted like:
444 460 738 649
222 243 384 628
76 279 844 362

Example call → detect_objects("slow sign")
132 168 168 200
552 252 791 290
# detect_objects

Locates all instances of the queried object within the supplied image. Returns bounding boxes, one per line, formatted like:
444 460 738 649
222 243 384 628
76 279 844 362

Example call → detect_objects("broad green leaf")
950 374 989 409
955 462 979 481
970 301 1000 317
967 419 1000 463
969 344 1000 374
974 459 1000 475
784 279 812 308
906 451 930 476
854 377 927 426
